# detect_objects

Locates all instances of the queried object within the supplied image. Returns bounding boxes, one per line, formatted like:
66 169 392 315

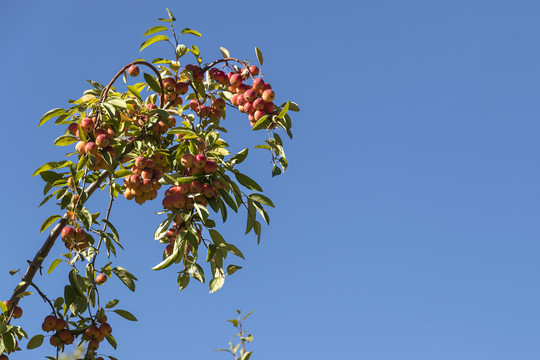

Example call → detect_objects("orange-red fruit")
58 329 72 342
97 315 107 324
54 317 67 331
203 160 218 173
252 78 265 92
263 102 275 113
75 141 87 154
80 118 95 133
85 142 98 156
75 228 86 242
88 339 100 351
172 194 186 209
212 98 226 111
135 156 147 169
96 274 107 285
85 326 100 339
244 89 257 102
99 323 112 336
202 184 215 198
262 89 275 102
162 196 174 210
249 65 259 76
165 244 174 256
254 110 267 121
162 77 177 92
42 315 57 332
175 82 189 95
68 123 79 136
253 98 265 110
141 169 153 180
180 153 195 168
190 181 204 193
128 65 140 77
0 354 8 360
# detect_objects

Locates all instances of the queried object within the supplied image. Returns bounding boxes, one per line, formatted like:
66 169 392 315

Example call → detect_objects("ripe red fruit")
96 274 107 285
209 108 222 121
58 329 72 342
85 142 98 156
146 103 158 111
97 314 107 324
172 194 186 209
244 89 257 102
249 65 259 76
189 99 199 111
190 181 204 193
253 98 265 110
141 169 154 180
135 156 147 169
162 196 174 210
230 74 243 87
68 123 79 136
203 160 218 174
202 184 215 198
128 65 140 77
95 134 109 148
61 226 75 241
0 354 8 360
236 84 249 94
231 94 239 106
3 300 12 311
80 118 95 133
165 244 174 256
243 102 256 114
193 153 207 168
254 110 267 121
263 101 275 113
177 184 190 194
252 78 265 92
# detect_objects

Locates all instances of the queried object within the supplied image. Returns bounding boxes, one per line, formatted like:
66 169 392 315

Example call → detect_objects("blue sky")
1 1 540 359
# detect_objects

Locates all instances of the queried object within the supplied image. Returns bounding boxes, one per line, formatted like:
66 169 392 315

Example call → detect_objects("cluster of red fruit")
162 217 203 257
123 155 165 205
228 68 276 127
42 315 74 347
161 152 222 210
2 300 22 319
60 225 88 251
71 118 116 171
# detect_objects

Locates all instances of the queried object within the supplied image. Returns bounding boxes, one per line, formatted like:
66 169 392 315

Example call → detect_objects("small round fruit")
80 118 95 133
96 274 107 285
249 65 259 76
128 65 140 77
42 315 57 332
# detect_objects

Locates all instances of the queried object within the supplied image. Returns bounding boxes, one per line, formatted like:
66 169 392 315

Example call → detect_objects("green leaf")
181 28 202 37
144 72 162 93
47 259 62 274
234 172 263 192
168 127 198 138
113 169 132 178
278 101 289 119
209 277 225 293
0 301 7 315
38 108 65 127
251 115 271 131
106 334 118 349
209 229 226 246
229 148 249 165
127 85 142 101
143 25 168 36
288 101 300 112
166 8 176 20
140 35 169 52
32 161 72 177
106 299 120 309
226 264 242 275
40 215 61 233
224 243 245 260
54 135 78 146
27 334 44 349
112 267 138 292
79 207 93 229
152 246 180 270
255 47 264 66
217 189 238 212
248 193 274 207
113 309 138 321
106 97 127 109
240 352 253 360
177 274 190 292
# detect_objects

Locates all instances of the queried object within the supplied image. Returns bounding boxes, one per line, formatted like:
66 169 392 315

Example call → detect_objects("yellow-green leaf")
140 35 169 52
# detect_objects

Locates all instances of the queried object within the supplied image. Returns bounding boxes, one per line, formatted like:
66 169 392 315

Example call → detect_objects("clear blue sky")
1 1 540 359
